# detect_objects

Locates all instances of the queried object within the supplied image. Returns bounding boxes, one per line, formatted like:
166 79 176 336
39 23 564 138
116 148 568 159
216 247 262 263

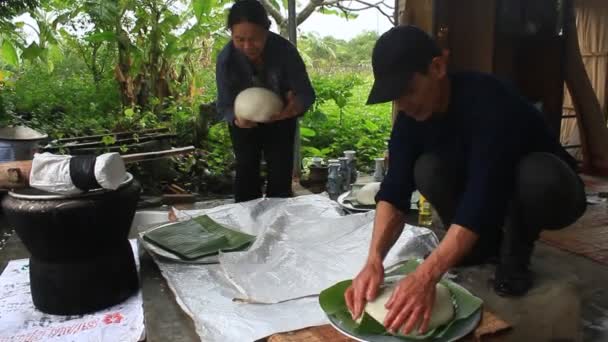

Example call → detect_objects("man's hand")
270 91 303 121
345 201 407 321
383 269 436 335
380 224 478 334
344 259 384 320
234 116 257 128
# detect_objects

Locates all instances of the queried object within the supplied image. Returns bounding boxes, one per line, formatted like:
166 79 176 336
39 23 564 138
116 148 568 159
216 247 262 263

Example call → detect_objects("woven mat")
267 310 510 342
540 174 608 265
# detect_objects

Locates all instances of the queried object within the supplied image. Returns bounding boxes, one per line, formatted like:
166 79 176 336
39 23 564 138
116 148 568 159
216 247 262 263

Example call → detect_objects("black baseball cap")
366 25 442 105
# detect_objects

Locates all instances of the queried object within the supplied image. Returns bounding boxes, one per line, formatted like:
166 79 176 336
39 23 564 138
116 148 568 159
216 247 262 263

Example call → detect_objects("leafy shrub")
5 55 121 137
301 72 392 172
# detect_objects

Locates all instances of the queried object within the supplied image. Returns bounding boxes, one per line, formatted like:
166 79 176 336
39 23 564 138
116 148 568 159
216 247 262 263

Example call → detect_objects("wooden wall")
396 0 565 136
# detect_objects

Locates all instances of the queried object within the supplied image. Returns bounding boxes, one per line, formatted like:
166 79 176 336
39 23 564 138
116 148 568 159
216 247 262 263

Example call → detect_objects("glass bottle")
418 195 433 227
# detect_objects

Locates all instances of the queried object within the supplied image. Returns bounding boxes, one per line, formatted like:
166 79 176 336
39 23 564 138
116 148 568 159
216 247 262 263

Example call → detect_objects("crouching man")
345 25 586 336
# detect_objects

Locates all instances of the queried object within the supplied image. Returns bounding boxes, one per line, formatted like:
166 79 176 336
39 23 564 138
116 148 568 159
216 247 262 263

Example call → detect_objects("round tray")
327 308 482 342
337 191 374 213
337 190 422 213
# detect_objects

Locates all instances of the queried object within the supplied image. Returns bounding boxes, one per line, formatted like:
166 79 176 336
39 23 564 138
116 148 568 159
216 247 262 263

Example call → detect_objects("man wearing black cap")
344 25 586 335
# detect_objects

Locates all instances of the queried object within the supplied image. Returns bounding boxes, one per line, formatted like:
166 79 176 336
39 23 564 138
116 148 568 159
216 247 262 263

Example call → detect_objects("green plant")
168 119 234 195
171 150 210 193
301 73 392 172
1 0 391 196
205 123 234 176
3 50 121 136
309 73 364 125
299 31 378 71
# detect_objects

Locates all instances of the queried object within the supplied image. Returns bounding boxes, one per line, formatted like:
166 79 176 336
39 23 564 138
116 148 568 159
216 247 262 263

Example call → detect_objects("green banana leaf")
192 215 254 251
319 260 483 341
143 215 255 260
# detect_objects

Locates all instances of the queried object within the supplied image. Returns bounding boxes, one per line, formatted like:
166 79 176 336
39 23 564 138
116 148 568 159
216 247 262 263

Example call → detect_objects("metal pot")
0 126 48 162
1 174 141 315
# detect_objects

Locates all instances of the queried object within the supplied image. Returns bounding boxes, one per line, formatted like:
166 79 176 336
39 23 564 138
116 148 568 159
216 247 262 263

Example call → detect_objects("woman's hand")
234 116 257 128
271 91 303 121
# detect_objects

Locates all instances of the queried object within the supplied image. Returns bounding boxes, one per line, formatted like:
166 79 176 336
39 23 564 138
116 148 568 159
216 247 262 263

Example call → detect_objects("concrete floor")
423 201 608 342
2 193 608 341
452 242 608 342
418 195 608 342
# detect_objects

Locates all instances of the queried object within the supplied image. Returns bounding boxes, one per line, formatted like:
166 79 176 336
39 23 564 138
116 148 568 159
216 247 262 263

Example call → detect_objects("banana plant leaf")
143 215 255 260
319 260 483 341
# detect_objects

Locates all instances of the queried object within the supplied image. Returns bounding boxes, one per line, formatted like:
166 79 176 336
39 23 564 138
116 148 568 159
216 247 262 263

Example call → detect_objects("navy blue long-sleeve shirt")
215 31 315 122
376 72 576 235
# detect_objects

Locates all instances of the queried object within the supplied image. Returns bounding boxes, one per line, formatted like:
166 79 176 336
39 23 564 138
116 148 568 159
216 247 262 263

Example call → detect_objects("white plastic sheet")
0 240 144 342
29 152 126 194
137 195 439 342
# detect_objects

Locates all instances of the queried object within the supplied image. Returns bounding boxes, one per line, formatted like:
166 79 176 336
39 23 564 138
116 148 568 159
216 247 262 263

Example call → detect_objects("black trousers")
228 118 297 202
414 152 587 266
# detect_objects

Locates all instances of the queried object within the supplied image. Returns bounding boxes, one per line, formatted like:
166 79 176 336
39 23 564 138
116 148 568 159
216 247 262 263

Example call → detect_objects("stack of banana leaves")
143 215 255 261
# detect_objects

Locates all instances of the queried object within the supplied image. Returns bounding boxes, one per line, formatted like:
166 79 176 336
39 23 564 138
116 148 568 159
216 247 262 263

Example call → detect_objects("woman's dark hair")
227 0 271 30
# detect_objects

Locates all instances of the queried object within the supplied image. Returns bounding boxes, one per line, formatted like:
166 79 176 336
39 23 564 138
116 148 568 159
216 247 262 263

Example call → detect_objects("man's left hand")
383 269 437 335
271 91 302 121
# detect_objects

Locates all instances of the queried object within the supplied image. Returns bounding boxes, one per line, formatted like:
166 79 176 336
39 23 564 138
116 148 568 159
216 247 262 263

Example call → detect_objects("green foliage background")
0 0 393 194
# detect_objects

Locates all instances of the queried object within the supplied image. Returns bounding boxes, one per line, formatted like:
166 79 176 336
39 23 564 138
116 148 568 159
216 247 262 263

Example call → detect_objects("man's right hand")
344 259 384 320
234 116 257 128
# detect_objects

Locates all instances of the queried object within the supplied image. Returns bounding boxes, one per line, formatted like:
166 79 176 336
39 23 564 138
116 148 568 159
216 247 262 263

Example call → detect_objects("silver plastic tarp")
218 211 439 304
134 194 439 342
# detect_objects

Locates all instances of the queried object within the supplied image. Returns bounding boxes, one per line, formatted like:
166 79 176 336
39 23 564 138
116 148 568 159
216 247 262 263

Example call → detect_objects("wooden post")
563 0 608 174
288 0 302 179
393 0 436 123
288 0 297 46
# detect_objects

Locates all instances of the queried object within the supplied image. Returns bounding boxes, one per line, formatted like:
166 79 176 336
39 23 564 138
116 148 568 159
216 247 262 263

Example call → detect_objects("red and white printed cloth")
0 240 144 342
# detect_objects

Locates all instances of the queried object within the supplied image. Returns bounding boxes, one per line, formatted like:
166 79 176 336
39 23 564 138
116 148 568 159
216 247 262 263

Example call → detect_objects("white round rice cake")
362 281 454 335
355 182 381 205
234 87 284 122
